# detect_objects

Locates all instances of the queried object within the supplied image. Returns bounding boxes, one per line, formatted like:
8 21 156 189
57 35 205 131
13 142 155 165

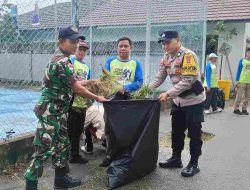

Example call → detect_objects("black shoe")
65 164 69 174
99 158 111 167
242 110 249 115
181 163 200 177
25 180 38 190
159 156 183 168
233 109 242 115
101 139 107 148
54 175 81 189
69 155 88 164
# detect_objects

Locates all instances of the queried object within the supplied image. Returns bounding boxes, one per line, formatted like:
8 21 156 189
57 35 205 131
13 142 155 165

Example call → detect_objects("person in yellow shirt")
203 53 222 114
233 48 250 115
67 40 93 164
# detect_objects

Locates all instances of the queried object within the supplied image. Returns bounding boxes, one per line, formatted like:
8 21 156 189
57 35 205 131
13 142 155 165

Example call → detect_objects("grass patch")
160 131 215 148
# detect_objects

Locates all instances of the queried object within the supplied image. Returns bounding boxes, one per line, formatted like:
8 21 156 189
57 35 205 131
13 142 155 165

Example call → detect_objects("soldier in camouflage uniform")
24 26 107 190
149 30 205 177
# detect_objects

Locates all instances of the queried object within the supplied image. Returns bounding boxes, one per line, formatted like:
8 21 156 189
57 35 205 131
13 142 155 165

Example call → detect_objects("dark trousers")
67 107 86 157
204 88 218 111
171 103 204 162
85 124 94 151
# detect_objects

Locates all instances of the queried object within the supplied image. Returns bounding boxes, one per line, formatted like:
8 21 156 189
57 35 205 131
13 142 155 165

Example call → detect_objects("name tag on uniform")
175 58 182 65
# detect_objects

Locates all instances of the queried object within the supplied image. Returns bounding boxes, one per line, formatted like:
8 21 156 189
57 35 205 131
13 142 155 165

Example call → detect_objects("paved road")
1 102 250 190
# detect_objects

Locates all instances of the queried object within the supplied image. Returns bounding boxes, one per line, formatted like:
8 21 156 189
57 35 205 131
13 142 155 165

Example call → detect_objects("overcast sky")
5 0 71 14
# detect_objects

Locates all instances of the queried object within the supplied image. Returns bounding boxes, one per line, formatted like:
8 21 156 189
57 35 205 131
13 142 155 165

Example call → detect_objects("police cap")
158 30 179 43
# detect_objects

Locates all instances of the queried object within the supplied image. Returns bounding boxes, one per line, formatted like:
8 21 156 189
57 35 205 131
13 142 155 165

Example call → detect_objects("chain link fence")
0 0 207 140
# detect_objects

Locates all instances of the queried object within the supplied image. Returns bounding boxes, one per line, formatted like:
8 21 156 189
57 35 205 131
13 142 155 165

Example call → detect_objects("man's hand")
88 79 97 84
96 96 108 103
118 87 125 94
159 92 170 102
206 87 211 93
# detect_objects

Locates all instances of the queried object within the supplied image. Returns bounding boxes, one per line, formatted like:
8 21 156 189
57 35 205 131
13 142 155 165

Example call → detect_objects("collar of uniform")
175 45 185 58
117 56 132 62
75 57 85 64
165 45 185 60
55 49 70 57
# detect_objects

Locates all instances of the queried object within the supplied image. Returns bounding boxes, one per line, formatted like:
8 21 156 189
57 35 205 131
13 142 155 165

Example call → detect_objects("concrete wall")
0 53 51 82
207 22 246 81
32 54 52 81
0 53 170 89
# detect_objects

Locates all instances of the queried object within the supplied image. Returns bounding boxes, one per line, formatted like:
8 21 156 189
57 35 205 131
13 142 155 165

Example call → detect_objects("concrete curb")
0 132 34 170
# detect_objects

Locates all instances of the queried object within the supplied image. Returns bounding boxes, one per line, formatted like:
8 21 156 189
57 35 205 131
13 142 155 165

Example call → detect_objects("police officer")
100 37 144 167
67 40 93 163
149 30 206 177
233 47 250 115
24 26 107 190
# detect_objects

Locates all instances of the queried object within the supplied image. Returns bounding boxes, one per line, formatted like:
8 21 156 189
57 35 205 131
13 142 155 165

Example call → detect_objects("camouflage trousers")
24 111 70 181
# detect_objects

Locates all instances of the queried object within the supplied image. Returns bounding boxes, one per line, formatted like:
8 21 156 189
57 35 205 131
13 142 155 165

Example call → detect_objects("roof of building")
208 0 250 21
17 0 250 30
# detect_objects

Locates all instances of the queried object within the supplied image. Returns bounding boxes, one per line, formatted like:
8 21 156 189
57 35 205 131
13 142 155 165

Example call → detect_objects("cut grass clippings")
160 131 215 148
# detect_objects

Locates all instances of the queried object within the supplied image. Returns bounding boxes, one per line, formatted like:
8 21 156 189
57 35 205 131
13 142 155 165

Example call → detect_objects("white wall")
244 22 250 49
207 22 246 81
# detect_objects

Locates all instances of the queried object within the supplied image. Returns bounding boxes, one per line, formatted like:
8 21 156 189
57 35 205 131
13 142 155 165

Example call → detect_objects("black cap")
158 30 179 43
246 47 250 52
58 26 85 40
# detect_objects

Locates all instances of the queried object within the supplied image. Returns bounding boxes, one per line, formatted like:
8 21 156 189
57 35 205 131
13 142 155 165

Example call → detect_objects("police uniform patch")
185 54 192 64
181 53 198 76
175 68 182 75
176 58 182 65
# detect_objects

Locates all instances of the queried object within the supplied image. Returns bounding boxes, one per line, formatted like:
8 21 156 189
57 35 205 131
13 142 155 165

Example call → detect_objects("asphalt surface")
1 101 250 190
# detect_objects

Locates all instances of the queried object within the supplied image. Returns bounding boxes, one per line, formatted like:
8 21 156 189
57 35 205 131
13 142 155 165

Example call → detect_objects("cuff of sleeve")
123 85 129 92
148 83 155 89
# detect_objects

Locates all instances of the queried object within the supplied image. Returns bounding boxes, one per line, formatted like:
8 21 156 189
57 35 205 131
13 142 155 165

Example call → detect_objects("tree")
0 0 23 44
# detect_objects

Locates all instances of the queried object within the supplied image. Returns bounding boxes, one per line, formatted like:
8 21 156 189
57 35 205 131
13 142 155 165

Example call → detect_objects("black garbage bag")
217 88 225 109
103 99 161 189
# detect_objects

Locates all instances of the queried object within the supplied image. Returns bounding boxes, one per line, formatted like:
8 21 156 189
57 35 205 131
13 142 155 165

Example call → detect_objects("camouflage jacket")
34 50 77 117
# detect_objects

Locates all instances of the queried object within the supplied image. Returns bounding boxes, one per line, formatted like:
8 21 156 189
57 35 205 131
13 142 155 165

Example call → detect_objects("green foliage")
0 1 24 43
131 85 153 100
207 20 238 48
